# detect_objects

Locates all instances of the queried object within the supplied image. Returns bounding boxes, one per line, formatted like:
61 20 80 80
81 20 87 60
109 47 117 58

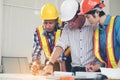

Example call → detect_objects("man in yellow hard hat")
30 3 71 75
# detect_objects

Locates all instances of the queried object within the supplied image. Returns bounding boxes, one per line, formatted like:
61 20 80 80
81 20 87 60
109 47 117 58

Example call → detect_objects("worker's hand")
86 62 100 72
29 60 41 75
117 60 120 68
42 63 54 76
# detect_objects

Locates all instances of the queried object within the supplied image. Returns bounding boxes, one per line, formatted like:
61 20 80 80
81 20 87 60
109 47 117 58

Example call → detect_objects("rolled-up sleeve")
56 26 70 51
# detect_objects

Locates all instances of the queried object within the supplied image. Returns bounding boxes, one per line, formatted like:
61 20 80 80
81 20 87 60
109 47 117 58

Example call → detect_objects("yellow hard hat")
40 3 58 20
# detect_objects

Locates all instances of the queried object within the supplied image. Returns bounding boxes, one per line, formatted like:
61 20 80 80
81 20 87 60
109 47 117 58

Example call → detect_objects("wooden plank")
2 57 30 73
2 57 20 73
18 57 30 73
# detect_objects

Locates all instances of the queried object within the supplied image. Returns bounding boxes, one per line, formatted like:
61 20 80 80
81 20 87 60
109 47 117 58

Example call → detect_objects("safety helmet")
60 0 79 21
40 3 58 20
80 0 105 14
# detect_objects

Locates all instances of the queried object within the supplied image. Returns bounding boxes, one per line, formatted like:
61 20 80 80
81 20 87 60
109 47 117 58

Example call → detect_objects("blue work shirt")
98 15 120 63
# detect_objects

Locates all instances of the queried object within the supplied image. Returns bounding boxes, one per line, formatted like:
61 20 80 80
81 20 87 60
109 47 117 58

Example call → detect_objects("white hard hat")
60 0 79 21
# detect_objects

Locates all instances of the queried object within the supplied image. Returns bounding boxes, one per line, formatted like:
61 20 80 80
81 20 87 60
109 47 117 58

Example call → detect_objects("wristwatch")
46 61 54 66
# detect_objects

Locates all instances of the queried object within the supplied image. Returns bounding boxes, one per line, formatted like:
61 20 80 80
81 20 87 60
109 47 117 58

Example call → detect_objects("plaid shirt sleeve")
32 30 42 61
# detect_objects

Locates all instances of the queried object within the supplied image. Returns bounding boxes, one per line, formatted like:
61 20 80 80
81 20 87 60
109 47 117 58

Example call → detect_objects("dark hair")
86 10 105 17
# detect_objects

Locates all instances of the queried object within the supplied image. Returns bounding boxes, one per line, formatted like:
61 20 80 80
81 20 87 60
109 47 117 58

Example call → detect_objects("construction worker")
42 0 102 75
30 3 71 75
80 0 120 71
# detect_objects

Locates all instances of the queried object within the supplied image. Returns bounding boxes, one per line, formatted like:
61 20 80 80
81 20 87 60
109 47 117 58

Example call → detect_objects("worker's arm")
30 29 43 75
42 46 63 75
42 25 69 75
117 59 120 68
59 61 67 72
58 54 67 72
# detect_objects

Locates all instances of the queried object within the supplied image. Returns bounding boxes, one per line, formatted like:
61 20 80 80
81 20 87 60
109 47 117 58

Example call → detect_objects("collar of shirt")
98 14 111 30
82 19 92 29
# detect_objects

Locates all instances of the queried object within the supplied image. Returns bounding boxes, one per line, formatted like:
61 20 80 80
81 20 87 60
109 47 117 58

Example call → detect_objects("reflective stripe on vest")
106 16 117 68
37 26 51 60
94 28 107 66
94 16 117 68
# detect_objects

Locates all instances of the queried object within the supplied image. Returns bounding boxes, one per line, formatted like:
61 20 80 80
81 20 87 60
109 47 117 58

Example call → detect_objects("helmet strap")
76 2 80 14
92 7 102 12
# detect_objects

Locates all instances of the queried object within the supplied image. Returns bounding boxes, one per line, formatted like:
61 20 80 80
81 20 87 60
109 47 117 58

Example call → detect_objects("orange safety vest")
37 26 70 61
94 16 117 68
